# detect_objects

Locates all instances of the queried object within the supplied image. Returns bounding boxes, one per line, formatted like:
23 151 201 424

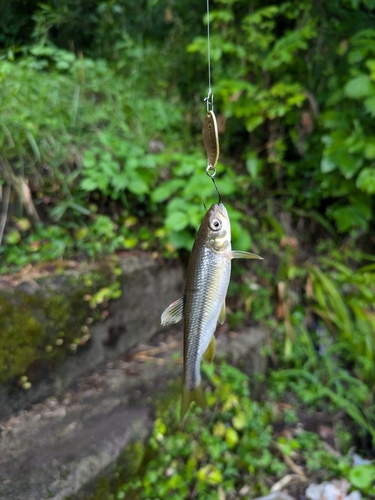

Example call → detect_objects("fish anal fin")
181 384 206 420
203 335 216 363
231 250 263 260
161 297 184 326
218 301 226 325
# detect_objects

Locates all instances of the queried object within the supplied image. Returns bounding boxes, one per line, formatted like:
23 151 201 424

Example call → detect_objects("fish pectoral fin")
181 384 206 420
203 335 216 363
218 301 226 325
231 250 263 260
161 297 184 326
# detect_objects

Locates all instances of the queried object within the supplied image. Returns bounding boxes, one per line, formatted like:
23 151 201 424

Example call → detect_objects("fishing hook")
206 165 222 205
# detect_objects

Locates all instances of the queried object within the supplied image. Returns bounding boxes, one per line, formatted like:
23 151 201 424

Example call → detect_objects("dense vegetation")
1 0 375 496
83 363 375 500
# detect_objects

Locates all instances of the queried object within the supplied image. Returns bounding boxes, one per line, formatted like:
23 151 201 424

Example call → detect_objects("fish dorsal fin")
203 335 216 363
218 301 226 325
161 297 184 326
231 250 263 260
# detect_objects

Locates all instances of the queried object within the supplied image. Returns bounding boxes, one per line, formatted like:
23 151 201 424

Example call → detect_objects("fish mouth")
217 203 228 219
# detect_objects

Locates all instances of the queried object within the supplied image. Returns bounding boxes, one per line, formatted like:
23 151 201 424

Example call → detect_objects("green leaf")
209 9 234 23
367 59 375 79
246 153 262 179
364 95 375 115
165 211 189 232
231 221 252 251
186 37 206 54
348 49 365 64
308 264 353 334
344 74 374 99
226 427 239 448
232 412 247 431
111 174 129 192
183 173 216 201
323 143 363 178
128 176 149 195
263 29 311 70
151 180 185 203
197 464 223 485
80 178 102 192
213 175 237 197
356 167 375 194
321 157 336 173
6 229 21 245
331 205 368 232
349 464 375 491
364 142 375 159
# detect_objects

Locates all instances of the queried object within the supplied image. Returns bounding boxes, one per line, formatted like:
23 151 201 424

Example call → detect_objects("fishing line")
204 0 213 112
202 0 222 205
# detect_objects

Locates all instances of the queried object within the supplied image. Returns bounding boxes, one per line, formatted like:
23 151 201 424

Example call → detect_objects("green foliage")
243 239 375 440
0 38 181 171
124 365 278 498
81 135 159 199
3 0 375 267
0 0 38 48
115 363 350 500
0 37 187 269
151 153 254 251
188 0 375 235
306 253 375 382
1 215 131 271
349 464 375 495
232 227 375 440
272 359 375 442
319 27 375 233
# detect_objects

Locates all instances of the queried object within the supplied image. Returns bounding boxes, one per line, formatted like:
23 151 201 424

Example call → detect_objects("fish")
161 202 263 419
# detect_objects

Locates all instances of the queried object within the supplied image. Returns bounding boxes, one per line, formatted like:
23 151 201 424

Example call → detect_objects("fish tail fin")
180 384 206 420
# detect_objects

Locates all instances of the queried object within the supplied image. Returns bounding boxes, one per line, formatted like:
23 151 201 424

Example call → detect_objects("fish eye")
209 218 222 231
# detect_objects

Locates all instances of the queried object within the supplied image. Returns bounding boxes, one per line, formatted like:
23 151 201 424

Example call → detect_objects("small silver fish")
161 203 262 419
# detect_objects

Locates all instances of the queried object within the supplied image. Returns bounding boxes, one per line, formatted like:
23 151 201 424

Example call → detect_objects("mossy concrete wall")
0 253 183 419
0 325 267 500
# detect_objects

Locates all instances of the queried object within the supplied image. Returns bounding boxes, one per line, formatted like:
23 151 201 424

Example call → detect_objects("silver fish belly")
183 244 230 393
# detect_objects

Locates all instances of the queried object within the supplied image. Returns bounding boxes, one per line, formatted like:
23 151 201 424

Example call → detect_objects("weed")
115 362 351 500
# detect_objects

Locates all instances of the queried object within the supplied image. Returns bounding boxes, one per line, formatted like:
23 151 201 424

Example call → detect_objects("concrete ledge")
0 253 183 419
